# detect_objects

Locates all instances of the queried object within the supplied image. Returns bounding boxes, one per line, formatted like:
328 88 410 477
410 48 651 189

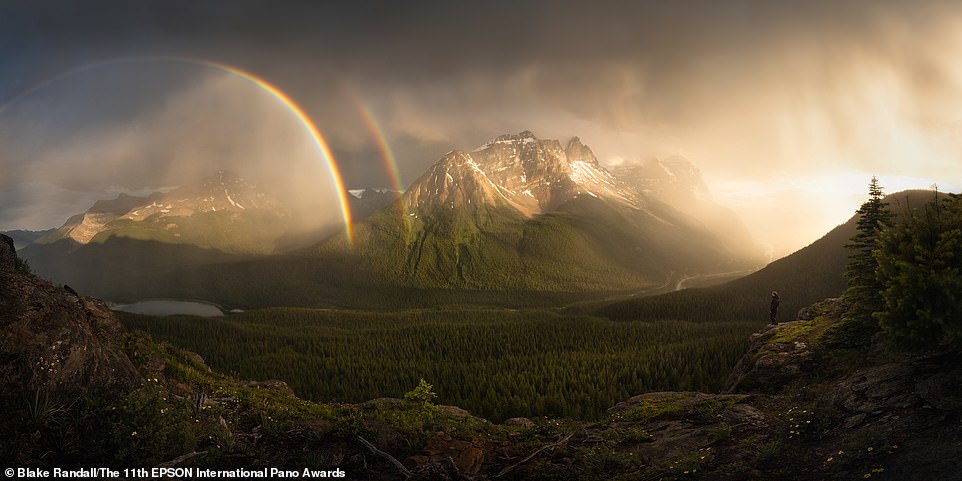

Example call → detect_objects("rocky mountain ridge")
38 170 288 253
347 188 405 221
406 131 651 218
614 156 760 261
613 156 708 202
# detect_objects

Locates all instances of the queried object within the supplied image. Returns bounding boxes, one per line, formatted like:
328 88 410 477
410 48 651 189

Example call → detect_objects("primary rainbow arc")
0 56 354 245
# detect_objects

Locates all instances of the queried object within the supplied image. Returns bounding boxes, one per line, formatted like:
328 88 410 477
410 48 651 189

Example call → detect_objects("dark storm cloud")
2 0 953 139
1 1 941 96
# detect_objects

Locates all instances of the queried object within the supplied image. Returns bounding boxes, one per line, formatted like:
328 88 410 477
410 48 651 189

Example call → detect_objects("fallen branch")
155 450 207 468
494 432 574 478
358 436 413 479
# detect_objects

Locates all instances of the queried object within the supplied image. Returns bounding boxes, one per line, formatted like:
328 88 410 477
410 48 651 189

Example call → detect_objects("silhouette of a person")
770 290 780 325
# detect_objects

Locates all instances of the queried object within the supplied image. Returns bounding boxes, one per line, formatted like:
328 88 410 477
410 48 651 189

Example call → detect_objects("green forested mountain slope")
592 190 939 322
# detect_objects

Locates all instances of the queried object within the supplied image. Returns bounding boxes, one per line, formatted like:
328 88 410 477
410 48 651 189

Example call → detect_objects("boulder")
0 242 140 399
503 417 534 428
724 321 816 393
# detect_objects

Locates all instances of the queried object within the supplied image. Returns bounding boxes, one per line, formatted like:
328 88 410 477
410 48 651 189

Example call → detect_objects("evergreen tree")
875 192 962 349
843 176 892 325
404 378 438 407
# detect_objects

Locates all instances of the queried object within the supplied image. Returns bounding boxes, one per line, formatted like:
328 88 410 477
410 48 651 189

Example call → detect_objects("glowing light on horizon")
0 56 354 245
712 170 958 259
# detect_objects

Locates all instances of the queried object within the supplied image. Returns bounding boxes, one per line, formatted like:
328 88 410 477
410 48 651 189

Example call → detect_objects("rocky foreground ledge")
1 234 960 480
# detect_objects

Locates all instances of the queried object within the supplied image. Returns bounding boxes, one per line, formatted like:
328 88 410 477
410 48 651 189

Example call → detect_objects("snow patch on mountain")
403 131 657 218
47 171 286 245
225 190 245 210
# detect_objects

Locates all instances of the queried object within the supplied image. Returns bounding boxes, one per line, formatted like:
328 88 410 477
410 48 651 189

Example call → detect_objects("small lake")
112 300 224 317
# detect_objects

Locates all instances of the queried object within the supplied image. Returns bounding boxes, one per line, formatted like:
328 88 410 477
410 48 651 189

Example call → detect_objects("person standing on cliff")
770 290 780 325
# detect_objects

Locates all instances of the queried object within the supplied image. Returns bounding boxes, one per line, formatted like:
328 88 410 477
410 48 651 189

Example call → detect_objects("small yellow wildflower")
867 447 873 452
131 431 137 436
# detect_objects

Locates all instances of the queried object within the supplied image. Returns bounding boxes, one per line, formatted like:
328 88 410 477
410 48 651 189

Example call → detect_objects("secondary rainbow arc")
350 94 405 195
346 88 417 237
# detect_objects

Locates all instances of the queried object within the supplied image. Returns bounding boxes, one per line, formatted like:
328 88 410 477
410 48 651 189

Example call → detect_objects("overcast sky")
2 0 961 256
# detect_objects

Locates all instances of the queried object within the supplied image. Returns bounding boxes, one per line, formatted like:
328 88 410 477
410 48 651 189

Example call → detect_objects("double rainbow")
0 56 355 244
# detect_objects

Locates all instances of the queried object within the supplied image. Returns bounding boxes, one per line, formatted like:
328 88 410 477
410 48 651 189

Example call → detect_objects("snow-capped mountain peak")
404 131 638 216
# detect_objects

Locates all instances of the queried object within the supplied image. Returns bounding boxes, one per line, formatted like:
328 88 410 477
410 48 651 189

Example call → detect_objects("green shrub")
404 379 438 407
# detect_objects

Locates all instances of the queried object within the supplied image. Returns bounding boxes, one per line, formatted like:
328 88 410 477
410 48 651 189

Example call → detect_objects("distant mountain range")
21 171 297 298
33 171 291 255
0 229 54 250
16 174 402 256
21 131 765 303
347 188 404 220
315 131 764 291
